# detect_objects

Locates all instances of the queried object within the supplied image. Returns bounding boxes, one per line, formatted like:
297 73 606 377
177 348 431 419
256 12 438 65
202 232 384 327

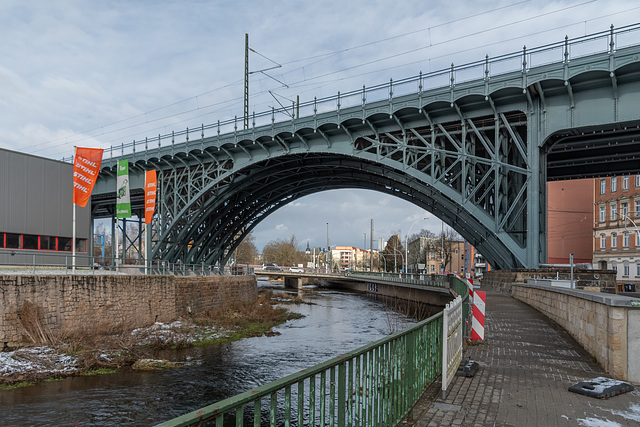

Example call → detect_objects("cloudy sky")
2 1 638 252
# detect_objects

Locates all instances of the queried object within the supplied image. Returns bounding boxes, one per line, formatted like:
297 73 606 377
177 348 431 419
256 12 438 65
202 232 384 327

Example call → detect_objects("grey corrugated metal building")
0 148 91 266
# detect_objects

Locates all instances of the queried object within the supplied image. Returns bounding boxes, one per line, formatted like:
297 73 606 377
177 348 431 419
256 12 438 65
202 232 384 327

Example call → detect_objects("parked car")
289 267 304 273
263 263 282 272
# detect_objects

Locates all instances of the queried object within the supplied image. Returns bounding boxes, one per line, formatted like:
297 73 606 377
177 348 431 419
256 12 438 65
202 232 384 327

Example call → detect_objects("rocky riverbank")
0 290 304 389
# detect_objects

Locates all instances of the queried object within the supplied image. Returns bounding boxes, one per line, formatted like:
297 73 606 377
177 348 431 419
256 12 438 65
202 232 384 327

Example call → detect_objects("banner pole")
72 146 77 274
115 218 119 271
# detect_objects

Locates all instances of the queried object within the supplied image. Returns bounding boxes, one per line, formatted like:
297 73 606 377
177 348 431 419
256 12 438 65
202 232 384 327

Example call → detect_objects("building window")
637 261 640 276
22 234 38 250
611 177 617 192
611 204 617 221
58 237 72 252
621 202 629 219
636 175 640 187
636 200 640 217
624 261 630 276
600 234 606 249
623 231 629 247
612 261 617 272
0 232 4 248
637 231 640 246
612 232 617 248
600 179 606 194
623 176 629 190
599 205 606 222
40 236 56 250
5 233 20 249
75 239 87 253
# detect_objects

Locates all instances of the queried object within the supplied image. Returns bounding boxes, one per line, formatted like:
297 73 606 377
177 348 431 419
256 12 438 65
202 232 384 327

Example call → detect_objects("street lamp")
363 232 367 271
378 252 388 275
390 248 405 273
405 217 428 275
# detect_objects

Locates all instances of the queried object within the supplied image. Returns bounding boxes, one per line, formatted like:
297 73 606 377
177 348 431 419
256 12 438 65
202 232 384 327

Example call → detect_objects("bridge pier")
284 276 303 290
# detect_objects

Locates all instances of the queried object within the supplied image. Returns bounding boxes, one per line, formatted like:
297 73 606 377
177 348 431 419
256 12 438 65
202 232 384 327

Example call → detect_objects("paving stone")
402 292 640 426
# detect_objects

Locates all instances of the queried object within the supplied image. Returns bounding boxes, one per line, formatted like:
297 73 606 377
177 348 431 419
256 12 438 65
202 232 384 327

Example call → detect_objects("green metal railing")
345 271 449 288
158 276 469 426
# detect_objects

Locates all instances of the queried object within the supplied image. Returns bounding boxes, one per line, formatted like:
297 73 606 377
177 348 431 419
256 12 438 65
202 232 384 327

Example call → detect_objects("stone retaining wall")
512 284 640 383
0 274 257 350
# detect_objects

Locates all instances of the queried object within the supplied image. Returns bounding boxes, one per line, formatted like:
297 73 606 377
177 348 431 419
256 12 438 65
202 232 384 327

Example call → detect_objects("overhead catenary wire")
30 1 636 157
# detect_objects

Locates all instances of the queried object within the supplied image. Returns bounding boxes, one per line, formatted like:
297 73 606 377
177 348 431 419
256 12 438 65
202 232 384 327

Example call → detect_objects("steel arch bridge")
92 25 640 269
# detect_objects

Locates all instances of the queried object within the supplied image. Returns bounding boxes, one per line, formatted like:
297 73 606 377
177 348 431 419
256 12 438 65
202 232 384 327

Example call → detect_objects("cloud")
2 0 639 254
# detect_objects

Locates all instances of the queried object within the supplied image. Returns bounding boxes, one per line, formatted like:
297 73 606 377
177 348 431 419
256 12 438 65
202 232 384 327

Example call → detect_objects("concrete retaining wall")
0 274 257 350
326 279 453 307
481 269 617 294
512 284 640 383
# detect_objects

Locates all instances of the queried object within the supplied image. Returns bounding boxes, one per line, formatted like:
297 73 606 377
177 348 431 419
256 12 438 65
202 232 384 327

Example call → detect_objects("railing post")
609 24 615 53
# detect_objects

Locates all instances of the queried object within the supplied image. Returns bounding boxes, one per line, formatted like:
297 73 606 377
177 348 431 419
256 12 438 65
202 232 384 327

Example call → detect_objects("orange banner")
73 147 103 207
145 170 157 224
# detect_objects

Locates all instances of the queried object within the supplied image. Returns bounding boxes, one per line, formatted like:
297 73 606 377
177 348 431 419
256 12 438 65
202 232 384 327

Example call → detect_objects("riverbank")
0 290 304 389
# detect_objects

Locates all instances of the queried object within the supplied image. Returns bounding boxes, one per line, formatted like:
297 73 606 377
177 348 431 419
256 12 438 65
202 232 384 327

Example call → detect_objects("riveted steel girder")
91 34 640 269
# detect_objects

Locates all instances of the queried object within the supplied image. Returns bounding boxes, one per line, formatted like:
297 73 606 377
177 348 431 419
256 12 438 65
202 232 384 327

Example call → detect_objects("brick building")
593 174 640 286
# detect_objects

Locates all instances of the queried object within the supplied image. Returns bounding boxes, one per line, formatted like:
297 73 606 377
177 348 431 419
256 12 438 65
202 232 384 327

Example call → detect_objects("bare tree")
234 232 258 265
262 235 305 267
407 228 438 268
439 228 462 273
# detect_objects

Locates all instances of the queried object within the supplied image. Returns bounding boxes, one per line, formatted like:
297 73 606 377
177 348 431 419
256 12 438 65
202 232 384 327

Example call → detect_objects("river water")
0 280 426 426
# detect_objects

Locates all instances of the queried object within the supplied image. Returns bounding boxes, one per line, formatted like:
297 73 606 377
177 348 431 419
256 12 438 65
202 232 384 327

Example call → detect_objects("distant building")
0 148 91 266
407 237 465 275
328 245 375 270
592 174 640 286
547 179 594 264
463 242 490 278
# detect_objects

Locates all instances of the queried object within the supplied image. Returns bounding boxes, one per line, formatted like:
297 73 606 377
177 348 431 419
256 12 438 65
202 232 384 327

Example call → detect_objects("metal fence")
0 249 245 276
157 275 469 426
345 271 449 288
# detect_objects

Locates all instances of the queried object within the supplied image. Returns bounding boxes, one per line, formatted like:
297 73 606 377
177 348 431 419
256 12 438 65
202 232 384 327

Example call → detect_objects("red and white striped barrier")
471 290 486 341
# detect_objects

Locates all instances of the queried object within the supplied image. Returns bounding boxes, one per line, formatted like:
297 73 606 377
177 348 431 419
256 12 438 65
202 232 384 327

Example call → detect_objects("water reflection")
1 280 425 426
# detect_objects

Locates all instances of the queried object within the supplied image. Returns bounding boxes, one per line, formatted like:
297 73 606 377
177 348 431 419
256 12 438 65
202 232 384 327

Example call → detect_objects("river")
0 279 427 426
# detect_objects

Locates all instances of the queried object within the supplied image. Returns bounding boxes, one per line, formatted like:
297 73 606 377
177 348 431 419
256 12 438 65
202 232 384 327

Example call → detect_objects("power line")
33 1 631 155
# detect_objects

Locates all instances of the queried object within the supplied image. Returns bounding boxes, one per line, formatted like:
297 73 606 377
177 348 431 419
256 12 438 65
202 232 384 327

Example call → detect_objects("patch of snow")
577 417 622 427
0 346 79 377
599 402 640 423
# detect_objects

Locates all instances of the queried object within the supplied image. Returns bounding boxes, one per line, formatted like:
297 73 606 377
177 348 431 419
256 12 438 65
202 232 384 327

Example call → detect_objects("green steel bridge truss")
92 24 640 269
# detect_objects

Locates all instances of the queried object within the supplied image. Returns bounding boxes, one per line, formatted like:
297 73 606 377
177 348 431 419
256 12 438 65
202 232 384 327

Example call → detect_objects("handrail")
62 24 640 165
157 275 470 426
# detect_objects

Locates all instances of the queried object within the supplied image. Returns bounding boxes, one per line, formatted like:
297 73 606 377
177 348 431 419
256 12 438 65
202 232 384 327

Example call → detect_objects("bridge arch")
152 108 530 269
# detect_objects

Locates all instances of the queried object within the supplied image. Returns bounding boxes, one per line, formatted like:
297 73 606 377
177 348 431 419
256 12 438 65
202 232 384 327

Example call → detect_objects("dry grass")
193 291 303 339
2 291 305 386
17 301 57 346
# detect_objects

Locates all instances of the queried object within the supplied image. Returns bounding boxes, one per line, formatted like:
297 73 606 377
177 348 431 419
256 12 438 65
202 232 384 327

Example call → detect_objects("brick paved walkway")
402 292 640 426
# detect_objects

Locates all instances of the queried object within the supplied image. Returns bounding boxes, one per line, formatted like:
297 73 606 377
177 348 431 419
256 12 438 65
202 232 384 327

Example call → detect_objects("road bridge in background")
259 270 457 307
91 25 640 270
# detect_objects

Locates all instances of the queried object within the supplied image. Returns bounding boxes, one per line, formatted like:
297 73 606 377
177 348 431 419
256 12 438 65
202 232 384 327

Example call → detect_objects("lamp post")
363 232 367 271
326 223 329 254
390 248 405 273
378 252 388 276
405 217 428 275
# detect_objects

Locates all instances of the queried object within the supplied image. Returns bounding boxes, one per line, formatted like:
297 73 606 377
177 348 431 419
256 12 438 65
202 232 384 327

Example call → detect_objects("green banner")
116 159 131 218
